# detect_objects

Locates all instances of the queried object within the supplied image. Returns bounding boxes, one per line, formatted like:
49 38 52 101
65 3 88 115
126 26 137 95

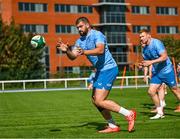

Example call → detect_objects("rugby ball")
31 35 46 49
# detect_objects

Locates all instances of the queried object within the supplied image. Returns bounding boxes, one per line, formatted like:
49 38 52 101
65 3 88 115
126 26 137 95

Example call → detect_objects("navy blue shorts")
151 69 177 87
93 67 118 90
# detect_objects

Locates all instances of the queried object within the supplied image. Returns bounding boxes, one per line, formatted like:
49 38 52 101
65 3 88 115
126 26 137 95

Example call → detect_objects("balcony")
93 12 131 26
106 32 126 43
92 0 130 6
102 12 125 23
103 32 131 46
100 0 125 2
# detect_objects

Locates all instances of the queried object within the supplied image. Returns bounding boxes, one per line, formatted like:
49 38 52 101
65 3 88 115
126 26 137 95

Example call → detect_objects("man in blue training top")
139 29 180 119
57 17 136 133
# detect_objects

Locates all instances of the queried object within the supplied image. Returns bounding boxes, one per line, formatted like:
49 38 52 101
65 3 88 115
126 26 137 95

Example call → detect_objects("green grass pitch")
0 88 179 138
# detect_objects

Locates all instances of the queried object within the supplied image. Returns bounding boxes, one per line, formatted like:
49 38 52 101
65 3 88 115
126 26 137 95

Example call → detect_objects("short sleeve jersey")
74 29 117 71
142 38 173 74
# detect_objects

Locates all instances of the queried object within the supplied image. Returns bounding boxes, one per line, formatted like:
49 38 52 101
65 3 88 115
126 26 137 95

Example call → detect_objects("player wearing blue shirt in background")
87 69 96 90
139 29 180 119
57 17 136 133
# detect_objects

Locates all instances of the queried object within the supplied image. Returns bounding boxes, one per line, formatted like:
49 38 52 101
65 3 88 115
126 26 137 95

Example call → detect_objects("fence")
0 76 152 93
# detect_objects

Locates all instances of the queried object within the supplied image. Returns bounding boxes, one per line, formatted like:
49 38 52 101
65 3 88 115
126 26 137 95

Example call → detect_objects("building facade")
0 0 180 76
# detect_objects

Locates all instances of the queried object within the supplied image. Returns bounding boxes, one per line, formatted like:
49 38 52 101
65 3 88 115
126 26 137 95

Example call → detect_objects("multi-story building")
0 0 180 76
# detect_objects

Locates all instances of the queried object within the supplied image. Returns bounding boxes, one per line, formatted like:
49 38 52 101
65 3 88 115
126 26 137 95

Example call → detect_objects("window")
133 25 151 33
18 2 47 12
79 5 92 13
21 24 48 33
132 6 149 14
56 25 78 34
133 45 139 53
70 5 78 13
156 7 177 15
55 4 92 14
157 26 178 34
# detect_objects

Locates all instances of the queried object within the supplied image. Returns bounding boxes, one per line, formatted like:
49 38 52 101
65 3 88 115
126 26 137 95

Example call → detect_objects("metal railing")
0 76 150 93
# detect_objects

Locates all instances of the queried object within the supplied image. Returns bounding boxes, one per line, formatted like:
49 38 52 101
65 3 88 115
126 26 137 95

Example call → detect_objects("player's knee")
91 96 104 111
93 98 103 107
171 86 177 91
94 100 102 107
171 86 180 99
148 89 156 97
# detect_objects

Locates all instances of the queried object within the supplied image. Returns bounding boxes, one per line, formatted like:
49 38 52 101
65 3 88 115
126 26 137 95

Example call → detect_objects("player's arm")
66 48 79 60
56 39 80 60
148 64 152 78
81 43 104 56
143 66 149 83
142 51 168 66
151 51 168 64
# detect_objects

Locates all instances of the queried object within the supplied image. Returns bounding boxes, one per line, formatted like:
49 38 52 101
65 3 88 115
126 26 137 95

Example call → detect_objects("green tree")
0 17 45 80
160 36 180 62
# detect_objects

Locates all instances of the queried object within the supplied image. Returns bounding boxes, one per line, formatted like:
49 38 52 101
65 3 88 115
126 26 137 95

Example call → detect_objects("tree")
160 36 180 62
0 16 45 80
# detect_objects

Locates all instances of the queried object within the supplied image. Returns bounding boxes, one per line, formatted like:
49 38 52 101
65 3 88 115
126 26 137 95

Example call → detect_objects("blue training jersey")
74 29 117 71
142 38 173 75
87 72 96 84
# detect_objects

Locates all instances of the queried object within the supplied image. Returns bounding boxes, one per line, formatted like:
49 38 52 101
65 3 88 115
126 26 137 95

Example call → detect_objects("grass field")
0 88 180 138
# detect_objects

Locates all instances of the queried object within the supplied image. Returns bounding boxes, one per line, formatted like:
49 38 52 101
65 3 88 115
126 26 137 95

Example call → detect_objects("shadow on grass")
49 129 61 132
140 110 180 118
49 122 129 132
141 103 178 112
73 122 128 132
141 103 154 110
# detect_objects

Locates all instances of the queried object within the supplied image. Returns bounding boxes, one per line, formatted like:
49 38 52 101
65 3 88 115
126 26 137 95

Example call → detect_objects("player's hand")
72 46 84 56
143 75 148 83
149 73 152 79
138 62 143 69
56 38 68 52
76 46 84 55
87 83 93 90
142 60 152 67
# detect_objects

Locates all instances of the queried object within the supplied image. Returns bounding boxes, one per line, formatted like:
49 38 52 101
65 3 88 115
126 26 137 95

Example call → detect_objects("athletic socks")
160 100 166 107
107 118 118 128
118 107 131 116
157 106 164 115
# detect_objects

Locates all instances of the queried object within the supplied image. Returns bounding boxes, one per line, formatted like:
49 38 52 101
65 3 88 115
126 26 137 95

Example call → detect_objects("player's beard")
140 41 146 47
79 28 88 36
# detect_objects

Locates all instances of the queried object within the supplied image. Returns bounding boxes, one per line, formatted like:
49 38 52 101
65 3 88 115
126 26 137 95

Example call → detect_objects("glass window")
66 5 70 12
54 4 59 12
78 5 82 13
60 5 65 12
83 6 87 13
54 4 92 13
133 25 151 33
71 26 78 34
156 7 177 15
21 24 48 33
24 3 30 11
18 2 47 12
157 26 178 34
132 6 149 14
43 4 47 12
31 3 35 11
56 25 78 34
18 3 23 11
70 5 78 13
